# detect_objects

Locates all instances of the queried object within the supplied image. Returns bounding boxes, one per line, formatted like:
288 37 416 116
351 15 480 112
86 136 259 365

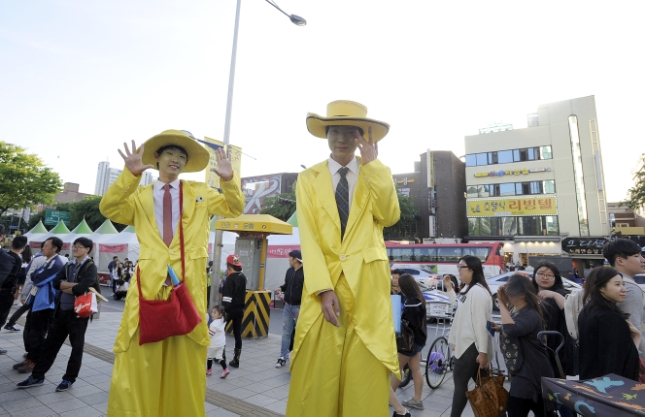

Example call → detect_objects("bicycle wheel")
398 364 412 388
426 336 451 389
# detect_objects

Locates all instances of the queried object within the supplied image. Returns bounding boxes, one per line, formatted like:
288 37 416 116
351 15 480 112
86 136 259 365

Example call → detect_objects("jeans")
7 302 30 327
280 303 299 358
32 309 89 383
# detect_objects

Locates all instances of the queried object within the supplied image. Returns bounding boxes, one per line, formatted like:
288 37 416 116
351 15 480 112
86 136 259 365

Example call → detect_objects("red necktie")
163 184 173 247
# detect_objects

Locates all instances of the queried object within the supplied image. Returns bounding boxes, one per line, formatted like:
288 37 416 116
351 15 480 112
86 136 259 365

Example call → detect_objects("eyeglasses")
536 272 555 279
72 246 88 250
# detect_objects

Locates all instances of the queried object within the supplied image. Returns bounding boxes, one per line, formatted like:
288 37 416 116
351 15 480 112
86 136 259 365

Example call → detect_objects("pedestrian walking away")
275 249 304 368
221 254 247 368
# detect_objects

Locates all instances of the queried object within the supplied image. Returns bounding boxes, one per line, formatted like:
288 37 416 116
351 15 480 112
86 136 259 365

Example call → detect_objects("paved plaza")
0 303 488 416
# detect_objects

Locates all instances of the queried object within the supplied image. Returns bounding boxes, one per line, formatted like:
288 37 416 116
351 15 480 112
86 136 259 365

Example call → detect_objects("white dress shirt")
153 179 181 240
327 156 359 211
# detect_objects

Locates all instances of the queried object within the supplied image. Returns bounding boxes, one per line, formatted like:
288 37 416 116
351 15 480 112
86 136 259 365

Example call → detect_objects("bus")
386 241 505 285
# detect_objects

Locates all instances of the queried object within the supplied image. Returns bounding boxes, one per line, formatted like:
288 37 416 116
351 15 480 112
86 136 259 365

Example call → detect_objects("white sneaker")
275 357 287 368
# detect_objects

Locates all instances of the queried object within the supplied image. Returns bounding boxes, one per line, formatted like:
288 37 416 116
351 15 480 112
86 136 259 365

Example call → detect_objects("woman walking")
389 273 428 417
448 255 493 417
497 274 555 417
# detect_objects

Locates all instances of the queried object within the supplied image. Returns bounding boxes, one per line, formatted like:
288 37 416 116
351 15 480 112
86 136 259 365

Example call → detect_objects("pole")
210 0 242 310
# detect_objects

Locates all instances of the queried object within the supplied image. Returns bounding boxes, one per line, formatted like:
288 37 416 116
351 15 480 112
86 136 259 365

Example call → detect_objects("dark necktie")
335 167 349 240
163 184 173 247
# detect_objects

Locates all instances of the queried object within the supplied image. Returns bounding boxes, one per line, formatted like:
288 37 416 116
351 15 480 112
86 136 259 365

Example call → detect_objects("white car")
486 271 582 311
418 282 453 319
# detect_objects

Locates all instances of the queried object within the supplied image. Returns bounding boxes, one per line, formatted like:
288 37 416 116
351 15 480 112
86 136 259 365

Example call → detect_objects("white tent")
97 226 140 274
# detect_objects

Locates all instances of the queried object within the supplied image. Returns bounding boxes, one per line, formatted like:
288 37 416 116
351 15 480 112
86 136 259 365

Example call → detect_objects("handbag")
396 319 415 353
74 293 98 318
466 368 509 417
137 182 203 345
499 331 523 375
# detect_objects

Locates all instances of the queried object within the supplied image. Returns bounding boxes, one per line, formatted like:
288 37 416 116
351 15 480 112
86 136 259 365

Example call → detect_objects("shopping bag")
74 293 98 318
466 368 508 417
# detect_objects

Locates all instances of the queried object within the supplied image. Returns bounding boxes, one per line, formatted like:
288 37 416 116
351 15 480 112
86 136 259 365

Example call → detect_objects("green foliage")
384 191 420 240
260 182 297 222
624 154 645 211
0 142 63 216
27 196 126 232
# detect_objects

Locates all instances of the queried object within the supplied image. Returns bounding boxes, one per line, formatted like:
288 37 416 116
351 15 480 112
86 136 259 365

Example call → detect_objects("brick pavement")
0 304 487 416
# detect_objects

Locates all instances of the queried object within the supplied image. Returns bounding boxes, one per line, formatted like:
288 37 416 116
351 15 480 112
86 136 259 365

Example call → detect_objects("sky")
1 0 644 203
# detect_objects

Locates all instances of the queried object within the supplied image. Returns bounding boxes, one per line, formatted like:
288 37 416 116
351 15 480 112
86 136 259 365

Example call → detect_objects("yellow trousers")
286 276 390 417
106 328 207 417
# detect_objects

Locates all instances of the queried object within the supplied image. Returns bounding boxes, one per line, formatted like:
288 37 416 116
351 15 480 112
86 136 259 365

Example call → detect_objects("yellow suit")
99 169 244 417
287 158 400 417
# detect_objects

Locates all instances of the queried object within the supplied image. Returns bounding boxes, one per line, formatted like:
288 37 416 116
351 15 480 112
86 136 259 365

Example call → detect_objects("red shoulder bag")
137 182 203 345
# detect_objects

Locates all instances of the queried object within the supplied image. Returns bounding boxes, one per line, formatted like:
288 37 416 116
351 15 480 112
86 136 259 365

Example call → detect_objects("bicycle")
425 313 455 389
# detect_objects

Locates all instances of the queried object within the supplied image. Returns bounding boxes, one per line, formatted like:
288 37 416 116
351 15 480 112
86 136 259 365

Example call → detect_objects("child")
207 306 229 378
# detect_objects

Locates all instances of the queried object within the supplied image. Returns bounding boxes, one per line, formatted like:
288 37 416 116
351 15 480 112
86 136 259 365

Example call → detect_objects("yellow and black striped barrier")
226 290 271 339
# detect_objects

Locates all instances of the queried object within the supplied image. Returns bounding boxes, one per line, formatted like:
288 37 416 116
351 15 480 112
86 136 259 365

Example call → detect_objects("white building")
464 96 609 269
94 162 155 196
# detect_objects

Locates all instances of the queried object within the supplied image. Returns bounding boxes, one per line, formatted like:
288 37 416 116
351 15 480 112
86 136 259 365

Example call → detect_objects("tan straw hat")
306 100 390 142
141 130 210 173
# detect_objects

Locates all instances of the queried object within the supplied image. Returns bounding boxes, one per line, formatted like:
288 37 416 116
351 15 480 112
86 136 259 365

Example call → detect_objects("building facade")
94 162 154 196
390 150 467 241
465 96 609 267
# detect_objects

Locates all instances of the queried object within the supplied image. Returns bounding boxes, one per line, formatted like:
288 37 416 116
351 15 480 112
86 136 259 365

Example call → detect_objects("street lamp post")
210 0 306 309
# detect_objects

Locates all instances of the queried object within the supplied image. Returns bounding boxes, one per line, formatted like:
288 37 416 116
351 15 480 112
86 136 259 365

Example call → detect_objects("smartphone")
486 321 495 337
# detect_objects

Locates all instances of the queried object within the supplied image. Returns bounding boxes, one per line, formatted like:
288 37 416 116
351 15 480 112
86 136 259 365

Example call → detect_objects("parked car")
393 267 440 289
486 271 582 311
418 282 452 319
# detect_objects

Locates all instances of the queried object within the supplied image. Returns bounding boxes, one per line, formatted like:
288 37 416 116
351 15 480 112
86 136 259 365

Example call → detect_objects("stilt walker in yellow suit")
286 101 401 417
100 130 244 417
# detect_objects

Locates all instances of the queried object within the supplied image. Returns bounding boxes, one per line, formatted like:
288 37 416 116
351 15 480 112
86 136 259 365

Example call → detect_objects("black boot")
229 348 241 368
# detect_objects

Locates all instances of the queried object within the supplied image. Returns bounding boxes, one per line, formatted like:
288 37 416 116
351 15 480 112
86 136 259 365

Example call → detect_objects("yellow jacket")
99 169 244 352
293 158 401 375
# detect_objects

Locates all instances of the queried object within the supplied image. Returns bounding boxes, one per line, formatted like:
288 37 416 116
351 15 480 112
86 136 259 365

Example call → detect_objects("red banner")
99 244 128 253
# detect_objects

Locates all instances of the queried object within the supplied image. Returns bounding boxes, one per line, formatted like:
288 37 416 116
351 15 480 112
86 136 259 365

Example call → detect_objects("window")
513 149 521 162
568 115 590 236
480 184 491 198
416 247 436 262
467 185 482 198
544 180 555 194
499 183 515 196
515 183 523 195
488 152 498 164
389 248 413 262
476 153 488 166
498 150 513 164
540 146 553 159
527 147 536 160
529 181 542 194
465 154 477 167
462 247 491 261
437 247 462 262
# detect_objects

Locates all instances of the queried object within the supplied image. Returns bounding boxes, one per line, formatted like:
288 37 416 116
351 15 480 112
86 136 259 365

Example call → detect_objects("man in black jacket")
275 249 304 367
221 254 247 368
17 237 98 392
0 227 24 355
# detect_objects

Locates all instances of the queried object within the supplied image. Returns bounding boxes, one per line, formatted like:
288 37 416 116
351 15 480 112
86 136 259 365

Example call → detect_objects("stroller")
537 330 565 379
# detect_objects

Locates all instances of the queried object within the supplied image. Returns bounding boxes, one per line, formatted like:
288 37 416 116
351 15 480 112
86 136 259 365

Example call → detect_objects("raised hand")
118 140 155 176
355 126 378 165
210 147 234 181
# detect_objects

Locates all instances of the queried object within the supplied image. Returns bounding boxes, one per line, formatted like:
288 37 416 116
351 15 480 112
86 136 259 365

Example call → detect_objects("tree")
0 142 63 216
28 196 126 232
260 182 297 222
384 192 420 241
624 154 645 211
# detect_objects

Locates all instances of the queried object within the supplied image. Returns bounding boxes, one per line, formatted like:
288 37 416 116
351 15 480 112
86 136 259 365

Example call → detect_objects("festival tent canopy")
89 220 122 270
24 220 50 250
96 226 140 273
27 220 71 249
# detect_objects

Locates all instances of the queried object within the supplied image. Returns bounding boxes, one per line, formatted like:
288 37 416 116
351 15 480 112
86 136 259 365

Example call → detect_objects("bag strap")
137 181 187 301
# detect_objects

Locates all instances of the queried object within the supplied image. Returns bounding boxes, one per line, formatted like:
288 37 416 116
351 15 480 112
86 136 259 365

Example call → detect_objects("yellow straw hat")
306 100 390 142
140 130 210 173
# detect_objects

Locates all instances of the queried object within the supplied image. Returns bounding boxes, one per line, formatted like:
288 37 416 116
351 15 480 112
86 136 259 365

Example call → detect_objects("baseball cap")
226 254 243 267
289 250 302 263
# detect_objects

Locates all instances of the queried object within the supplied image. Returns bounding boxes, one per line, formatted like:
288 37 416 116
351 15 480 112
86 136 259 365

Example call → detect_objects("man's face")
42 240 56 258
617 253 645 277
155 148 187 177
327 126 359 163
288 256 296 267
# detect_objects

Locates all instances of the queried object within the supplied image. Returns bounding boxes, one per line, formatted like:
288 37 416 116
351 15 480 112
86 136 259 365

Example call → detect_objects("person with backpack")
17 237 100 392
578 267 641 381
602 238 645 359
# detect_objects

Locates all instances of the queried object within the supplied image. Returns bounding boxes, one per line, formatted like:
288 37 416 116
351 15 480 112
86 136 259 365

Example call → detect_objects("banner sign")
468 197 557 217
561 237 609 255
99 244 128 253
474 167 550 178
201 136 242 189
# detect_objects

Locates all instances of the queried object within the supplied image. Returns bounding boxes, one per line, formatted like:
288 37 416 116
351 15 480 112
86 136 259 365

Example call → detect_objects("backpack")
564 289 585 341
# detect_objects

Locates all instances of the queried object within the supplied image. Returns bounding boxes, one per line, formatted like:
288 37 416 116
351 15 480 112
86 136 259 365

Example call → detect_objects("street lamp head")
290 14 306 26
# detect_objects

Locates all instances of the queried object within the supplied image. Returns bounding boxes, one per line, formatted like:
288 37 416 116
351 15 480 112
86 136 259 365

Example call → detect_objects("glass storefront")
468 216 559 236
